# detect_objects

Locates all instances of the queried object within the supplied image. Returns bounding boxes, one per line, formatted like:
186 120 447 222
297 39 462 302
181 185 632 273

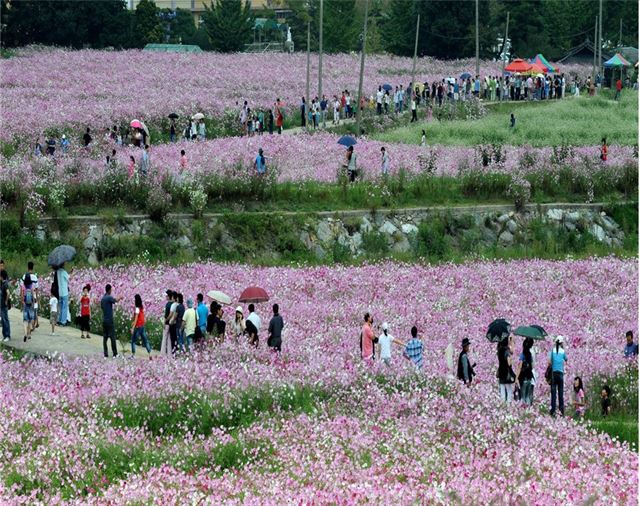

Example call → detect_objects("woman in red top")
79 284 91 339
130 294 151 356
600 137 608 162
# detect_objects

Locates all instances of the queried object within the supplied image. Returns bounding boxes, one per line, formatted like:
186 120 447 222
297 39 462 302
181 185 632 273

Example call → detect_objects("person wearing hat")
457 338 475 384
182 297 197 352
231 306 245 341
60 134 70 154
548 335 568 416
377 322 405 366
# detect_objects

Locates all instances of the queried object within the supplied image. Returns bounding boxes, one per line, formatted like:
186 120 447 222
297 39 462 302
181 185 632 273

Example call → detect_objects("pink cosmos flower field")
2 134 633 187
0 48 588 142
1 257 636 504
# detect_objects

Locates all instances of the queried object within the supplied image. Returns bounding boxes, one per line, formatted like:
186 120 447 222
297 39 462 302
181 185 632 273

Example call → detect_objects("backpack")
24 288 34 307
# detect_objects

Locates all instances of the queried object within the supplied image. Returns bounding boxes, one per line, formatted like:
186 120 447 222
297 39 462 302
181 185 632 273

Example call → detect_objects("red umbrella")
504 59 533 73
239 286 270 303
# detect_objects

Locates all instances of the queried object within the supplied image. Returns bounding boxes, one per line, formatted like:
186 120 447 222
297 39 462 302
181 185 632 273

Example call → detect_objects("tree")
1 0 133 49
381 0 418 56
161 7 197 44
323 0 358 53
134 0 164 47
202 0 253 52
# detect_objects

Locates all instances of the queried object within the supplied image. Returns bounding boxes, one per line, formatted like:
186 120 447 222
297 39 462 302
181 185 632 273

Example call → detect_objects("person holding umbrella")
516 337 536 405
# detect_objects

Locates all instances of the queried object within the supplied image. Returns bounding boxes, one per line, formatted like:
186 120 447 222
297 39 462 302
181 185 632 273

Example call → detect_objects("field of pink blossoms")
1 258 635 504
0 48 589 142
2 134 634 186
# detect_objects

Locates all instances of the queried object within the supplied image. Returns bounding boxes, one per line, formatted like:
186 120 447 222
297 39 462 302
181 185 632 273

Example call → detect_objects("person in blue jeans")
130 294 151 356
548 335 568 416
56 266 70 325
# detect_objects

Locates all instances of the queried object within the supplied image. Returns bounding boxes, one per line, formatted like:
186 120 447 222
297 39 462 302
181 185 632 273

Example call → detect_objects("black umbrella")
486 318 511 343
47 245 76 268
168 113 179 119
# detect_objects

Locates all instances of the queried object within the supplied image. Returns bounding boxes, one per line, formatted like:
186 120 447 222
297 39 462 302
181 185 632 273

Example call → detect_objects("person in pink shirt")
180 149 187 170
360 312 375 361
127 155 135 179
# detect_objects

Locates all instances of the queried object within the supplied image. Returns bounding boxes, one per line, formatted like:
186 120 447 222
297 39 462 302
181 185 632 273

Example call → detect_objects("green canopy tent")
143 44 203 53
604 53 631 86
529 54 559 73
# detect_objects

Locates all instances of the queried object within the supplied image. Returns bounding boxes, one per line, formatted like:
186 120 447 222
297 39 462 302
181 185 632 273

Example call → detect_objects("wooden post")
355 0 370 138
318 0 323 101
598 0 603 79
501 11 509 76
475 0 480 78
305 21 310 133
410 14 420 104
592 16 597 83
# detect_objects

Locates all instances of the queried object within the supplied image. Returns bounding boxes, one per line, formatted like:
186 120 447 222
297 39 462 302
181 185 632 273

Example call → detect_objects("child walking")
49 289 58 336
79 284 91 339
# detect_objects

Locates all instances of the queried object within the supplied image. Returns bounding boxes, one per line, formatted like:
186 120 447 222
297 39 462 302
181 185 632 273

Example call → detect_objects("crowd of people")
356 308 637 419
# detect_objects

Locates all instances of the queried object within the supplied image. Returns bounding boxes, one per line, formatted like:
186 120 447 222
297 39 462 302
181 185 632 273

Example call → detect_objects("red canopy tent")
504 59 533 73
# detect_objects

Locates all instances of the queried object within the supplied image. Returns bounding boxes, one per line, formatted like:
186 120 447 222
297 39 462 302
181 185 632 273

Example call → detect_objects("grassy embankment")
376 91 638 147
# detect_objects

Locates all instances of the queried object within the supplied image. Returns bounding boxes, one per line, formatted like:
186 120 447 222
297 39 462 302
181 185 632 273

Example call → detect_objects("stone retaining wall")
34 203 626 264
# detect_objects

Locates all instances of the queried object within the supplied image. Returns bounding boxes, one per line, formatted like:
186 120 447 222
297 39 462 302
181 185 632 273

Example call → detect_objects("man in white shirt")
378 322 404 366
22 261 39 331
376 86 384 115
246 303 261 347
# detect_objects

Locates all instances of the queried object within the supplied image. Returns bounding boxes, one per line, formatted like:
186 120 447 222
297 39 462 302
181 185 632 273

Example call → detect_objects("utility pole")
592 16 598 82
410 14 420 103
355 0 369 138
501 11 510 76
598 0 603 78
305 21 310 133
318 0 323 100
618 18 622 47
475 0 479 78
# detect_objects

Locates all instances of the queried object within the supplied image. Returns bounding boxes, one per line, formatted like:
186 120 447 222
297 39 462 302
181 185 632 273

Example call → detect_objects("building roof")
143 44 203 53
557 39 612 64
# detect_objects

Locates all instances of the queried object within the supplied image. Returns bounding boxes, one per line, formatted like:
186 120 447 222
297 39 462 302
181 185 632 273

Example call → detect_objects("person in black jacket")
267 303 284 353
457 338 475 384
497 335 516 403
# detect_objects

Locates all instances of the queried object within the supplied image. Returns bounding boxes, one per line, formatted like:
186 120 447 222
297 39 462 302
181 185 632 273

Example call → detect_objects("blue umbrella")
460 72 472 80
337 135 357 148
382 83 393 91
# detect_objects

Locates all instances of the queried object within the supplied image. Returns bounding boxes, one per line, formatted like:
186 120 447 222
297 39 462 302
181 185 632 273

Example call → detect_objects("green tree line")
1 0 638 59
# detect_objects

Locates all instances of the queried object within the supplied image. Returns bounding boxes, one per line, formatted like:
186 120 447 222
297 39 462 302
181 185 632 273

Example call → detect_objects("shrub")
146 185 172 222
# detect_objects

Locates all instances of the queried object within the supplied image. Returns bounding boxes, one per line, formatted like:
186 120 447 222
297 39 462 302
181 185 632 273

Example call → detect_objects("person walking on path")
457 337 476 384
79 284 92 339
333 96 340 125
404 326 423 370
497 335 516 403
48 288 57 336
548 335 568 416
101 284 120 358
345 146 357 183
21 262 39 332
267 109 274 135
320 95 328 128
182 298 197 352
360 313 375 362
161 290 174 356
378 322 404 366
21 274 36 343
0 270 10 342
300 97 306 128
516 337 535 405
267 303 284 352
131 294 151 357
410 95 417 122
167 291 179 354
